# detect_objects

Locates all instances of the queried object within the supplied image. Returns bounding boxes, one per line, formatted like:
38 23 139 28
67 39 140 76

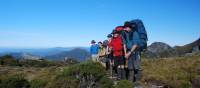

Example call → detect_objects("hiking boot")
121 69 126 80
134 69 142 82
128 70 134 82
133 81 143 88
117 68 121 80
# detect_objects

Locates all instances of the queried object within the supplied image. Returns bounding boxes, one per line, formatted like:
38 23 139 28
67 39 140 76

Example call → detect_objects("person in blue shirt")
90 40 99 62
123 23 142 82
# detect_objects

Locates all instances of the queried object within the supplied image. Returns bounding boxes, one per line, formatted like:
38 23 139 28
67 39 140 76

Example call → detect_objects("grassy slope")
141 54 200 87
0 54 199 88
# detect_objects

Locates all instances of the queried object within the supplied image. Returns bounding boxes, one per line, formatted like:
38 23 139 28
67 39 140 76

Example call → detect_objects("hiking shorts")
127 51 141 70
106 54 113 62
91 54 98 62
114 56 125 67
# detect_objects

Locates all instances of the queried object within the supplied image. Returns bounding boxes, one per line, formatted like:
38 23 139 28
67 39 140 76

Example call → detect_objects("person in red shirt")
111 26 126 80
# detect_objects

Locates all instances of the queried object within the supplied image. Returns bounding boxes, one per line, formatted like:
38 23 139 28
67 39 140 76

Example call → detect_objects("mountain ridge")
145 38 200 58
0 38 199 60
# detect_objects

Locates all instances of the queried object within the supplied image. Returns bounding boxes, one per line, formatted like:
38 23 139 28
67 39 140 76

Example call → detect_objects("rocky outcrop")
144 42 177 58
144 38 200 58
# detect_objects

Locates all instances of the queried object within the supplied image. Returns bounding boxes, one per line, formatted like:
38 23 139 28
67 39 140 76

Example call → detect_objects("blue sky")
0 0 199 48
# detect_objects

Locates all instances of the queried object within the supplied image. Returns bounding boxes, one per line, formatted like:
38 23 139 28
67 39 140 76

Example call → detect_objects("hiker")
111 27 126 80
123 19 148 82
90 40 99 62
103 39 111 71
106 34 114 76
98 41 106 67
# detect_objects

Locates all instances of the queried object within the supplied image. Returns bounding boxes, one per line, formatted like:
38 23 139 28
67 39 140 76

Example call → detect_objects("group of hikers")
90 19 148 83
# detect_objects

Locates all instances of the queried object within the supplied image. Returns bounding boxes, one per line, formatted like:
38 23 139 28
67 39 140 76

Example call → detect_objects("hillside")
0 52 41 60
174 38 200 55
141 54 200 88
0 54 200 88
0 47 90 61
45 48 90 61
0 47 73 57
145 42 177 58
145 38 200 58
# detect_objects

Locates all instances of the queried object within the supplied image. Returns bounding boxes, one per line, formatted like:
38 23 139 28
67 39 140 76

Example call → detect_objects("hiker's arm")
123 44 127 55
104 48 106 56
122 35 127 55
125 44 138 59
130 44 138 53
106 46 110 55
129 32 140 53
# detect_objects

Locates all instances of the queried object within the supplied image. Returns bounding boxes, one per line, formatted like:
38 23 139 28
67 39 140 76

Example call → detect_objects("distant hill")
174 38 200 56
0 47 90 61
0 47 90 57
145 42 177 58
45 48 90 61
145 38 200 58
0 52 41 60
0 47 76 56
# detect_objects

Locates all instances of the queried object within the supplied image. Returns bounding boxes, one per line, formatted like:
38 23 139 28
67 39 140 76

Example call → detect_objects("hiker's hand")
125 52 131 59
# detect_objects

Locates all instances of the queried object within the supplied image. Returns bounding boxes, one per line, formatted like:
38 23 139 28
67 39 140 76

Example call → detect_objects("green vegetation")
0 55 68 67
0 54 199 88
48 61 113 88
19 59 63 67
0 60 114 88
115 80 134 88
0 55 20 66
30 79 47 88
0 74 30 88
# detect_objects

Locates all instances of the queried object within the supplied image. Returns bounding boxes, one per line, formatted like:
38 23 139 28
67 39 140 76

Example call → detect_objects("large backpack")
129 19 148 51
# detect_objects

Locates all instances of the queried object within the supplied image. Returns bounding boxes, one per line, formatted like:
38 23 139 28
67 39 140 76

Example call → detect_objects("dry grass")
141 54 200 87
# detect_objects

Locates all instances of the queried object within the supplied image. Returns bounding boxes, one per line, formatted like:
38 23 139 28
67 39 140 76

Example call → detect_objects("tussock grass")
141 55 200 87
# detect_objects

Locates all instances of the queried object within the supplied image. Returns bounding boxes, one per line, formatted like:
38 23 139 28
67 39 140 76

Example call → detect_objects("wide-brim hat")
91 40 96 43
124 21 132 28
112 30 120 34
107 34 112 38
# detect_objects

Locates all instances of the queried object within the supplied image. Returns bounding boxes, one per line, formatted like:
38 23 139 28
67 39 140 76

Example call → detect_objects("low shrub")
48 61 113 88
0 74 30 88
115 80 134 88
0 55 20 66
30 79 47 88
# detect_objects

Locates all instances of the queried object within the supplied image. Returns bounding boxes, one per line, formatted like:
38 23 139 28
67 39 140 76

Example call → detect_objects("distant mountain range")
0 47 90 61
0 52 41 60
45 48 90 61
0 38 199 60
0 47 89 56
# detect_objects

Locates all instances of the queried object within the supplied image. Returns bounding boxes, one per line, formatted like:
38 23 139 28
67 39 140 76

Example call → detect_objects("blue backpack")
129 19 148 51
